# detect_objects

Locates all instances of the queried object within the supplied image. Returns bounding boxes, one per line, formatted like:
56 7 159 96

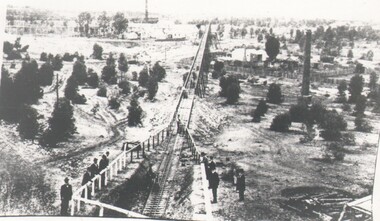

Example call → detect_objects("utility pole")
145 0 149 21
301 30 311 99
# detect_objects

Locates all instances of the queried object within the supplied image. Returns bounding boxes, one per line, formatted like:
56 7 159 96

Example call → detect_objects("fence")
70 125 171 217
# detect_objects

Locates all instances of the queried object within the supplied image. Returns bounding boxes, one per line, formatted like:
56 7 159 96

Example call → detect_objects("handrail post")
147 138 150 151
91 181 95 196
157 133 160 145
99 206 104 217
105 170 108 186
98 175 102 190
152 136 155 149
110 164 113 180
118 157 122 171
162 130 164 141
137 146 140 159
77 195 81 211
71 199 75 216
85 184 88 198
130 150 133 162
142 142 145 158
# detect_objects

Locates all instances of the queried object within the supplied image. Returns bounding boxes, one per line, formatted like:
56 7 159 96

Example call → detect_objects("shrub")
151 62 166 82
348 74 364 103
267 83 283 104
93 43 103 60
226 83 240 104
289 102 308 123
108 97 120 109
3 41 13 54
355 115 373 132
132 71 138 81
101 65 117 84
38 62 54 86
40 98 76 147
147 77 158 100
342 132 356 145
64 75 79 101
118 80 131 95
319 110 347 141
72 60 87 85
127 95 143 126
219 75 240 100
270 112 291 132
138 69 150 87
325 142 345 161
14 59 41 104
40 52 48 61
354 95 367 116
309 102 327 124
251 99 268 121
87 68 99 88
97 86 107 97
51 54 63 71
63 52 75 62
17 105 39 141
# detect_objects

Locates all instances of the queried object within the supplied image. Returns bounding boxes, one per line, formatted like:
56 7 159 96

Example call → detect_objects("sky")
5 0 380 22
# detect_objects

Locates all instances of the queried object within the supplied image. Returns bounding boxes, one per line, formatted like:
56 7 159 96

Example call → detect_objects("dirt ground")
190 74 378 221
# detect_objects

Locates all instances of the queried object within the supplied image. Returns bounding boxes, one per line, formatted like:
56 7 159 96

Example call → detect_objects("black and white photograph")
0 0 380 220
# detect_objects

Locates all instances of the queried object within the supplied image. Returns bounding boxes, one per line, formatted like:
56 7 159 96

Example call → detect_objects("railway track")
142 24 210 218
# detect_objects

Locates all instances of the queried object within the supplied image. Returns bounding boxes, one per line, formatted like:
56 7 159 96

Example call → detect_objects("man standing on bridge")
60 177 72 216
81 167 92 199
99 154 108 187
209 168 220 204
177 114 182 134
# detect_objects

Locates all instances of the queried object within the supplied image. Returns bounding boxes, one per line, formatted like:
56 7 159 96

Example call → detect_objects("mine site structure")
69 23 213 219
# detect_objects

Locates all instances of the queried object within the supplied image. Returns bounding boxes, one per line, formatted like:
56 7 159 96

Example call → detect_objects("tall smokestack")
302 30 311 96
145 0 148 20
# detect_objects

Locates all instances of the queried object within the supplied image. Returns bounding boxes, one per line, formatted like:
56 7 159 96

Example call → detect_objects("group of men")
201 152 246 204
60 151 110 216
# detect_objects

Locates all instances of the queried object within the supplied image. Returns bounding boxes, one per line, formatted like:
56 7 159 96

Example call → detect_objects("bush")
219 75 240 100
270 112 291 132
97 86 107 97
342 132 356 145
132 71 138 81
17 105 39 141
40 52 48 61
108 97 120 109
101 65 117 85
354 95 367 116
319 110 347 141
6 50 22 60
348 74 364 103
138 69 150 87
147 77 158 100
267 83 283 104
51 54 63 71
355 115 373 132
127 95 143 126
40 98 76 147
38 62 54 86
289 102 308 123
325 142 345 161
3 41 13 54
93 43 103 60
87 68 99 88
63 52 75 62
14 59 41 104
226 83 240 104
151 62 166 82
251 99 268 121
118 80 131 95
309 102 327 124
72 60 87 85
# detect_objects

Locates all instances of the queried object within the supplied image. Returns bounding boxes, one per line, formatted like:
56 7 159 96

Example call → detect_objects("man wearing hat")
236 169 246 201
60 177 72 216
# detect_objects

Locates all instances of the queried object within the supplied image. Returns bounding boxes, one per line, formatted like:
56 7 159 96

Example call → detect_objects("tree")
354 95 367 116
270 112 291 132
219 75 239 97
72 60 87 85
87 68 99 88
118 80 131 95
40 98 76 147
101 57 117 85
147 77 158 100
369 71 379 93
118 53 128 80
0 67 18 121
127 95 143 126
289 102 308 123
113 12 128 35
38 62 54 86
17 105 39 141
14 59 41 105
309 102 328 125
40 52 48 61
97 11 110 36
348 74 364 103
151 62 166 82
64 75 87 104
319 110 347 141
355 115 372 132
336 80 347 103
138 68 150 87
265 36 280 61
226 83 240 104
266 83 283 104
97 86 107 97
77 12 92 36
108 97 120 109
93 43 103 60
366 50 374 61
51 54 63 71
347 49 353 59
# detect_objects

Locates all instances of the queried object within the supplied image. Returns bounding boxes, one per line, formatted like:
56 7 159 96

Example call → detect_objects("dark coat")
236 174 245 191
209 171 219 189
60 184 72 201
208 161 216 171
82 172 92 185
99 158 108 171
89 163 99 178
